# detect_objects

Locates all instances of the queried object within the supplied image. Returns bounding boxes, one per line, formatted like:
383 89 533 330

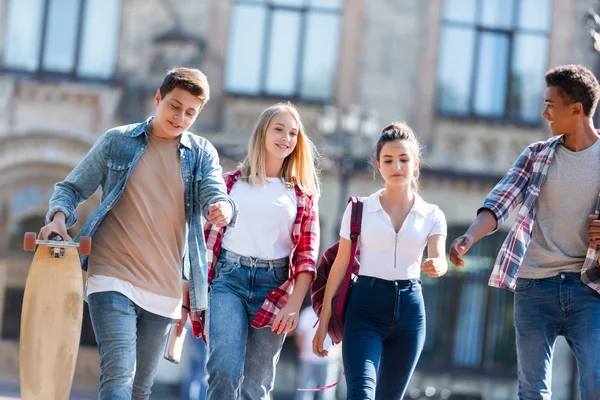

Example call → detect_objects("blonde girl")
191 102 320 400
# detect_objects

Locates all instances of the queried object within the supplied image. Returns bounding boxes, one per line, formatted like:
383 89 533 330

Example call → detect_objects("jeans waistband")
521 272 582 284
356 275 421 289
220 248 289 269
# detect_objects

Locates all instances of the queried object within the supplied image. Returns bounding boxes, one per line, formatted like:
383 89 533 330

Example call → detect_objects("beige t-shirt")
87 131 186 301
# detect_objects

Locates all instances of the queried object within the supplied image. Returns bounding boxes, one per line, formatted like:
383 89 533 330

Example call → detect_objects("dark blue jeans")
342 276 426 400
514 272 600 400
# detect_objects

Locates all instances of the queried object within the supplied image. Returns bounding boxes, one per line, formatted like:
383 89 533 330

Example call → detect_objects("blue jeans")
87 291 172 400
514 272 600 400
342 276 426 400
206 249 288 400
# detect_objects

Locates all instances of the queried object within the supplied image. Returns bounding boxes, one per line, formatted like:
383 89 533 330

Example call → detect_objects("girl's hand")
312 323 329 357
421 257 448 278
272 302 301 334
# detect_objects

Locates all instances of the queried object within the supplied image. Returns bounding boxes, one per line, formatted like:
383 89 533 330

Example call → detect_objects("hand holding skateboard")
39 211 72 242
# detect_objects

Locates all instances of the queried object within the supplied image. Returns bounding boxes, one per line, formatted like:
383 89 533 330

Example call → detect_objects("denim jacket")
46 117 238 312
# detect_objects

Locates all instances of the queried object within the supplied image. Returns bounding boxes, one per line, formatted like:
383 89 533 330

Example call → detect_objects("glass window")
265 10 302 95
225 5 267 94
3 0 45 72
271 0 305 6
2 0 121 80
300 12 342 98
436 0 551 123
510 34 549 122
78 0 121 79
2 288 24 340
443 0 477 24
518 0 552 31
225 0 343 100
310 0 343 9
437 26 476 114
42 0 82 73
480 0 515 29
473 33 510 117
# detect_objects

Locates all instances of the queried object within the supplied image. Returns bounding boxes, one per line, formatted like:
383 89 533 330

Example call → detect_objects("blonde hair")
239 102 321 197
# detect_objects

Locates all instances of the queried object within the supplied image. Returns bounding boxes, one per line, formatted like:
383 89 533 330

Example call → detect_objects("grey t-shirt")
519 139 600 278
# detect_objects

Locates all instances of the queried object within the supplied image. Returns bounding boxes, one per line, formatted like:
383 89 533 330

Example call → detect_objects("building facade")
0 0 596 398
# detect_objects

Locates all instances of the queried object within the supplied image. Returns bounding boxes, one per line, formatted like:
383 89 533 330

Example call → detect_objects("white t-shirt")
340 190 447 280
222 177 297 260
296 307 332 363
85 276 182 319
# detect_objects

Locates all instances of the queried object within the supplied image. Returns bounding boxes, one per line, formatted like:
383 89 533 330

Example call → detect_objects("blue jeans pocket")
213 258 237 279
515 278 535 292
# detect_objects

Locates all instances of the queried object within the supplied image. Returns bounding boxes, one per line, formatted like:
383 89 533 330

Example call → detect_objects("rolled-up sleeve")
292 196 320 280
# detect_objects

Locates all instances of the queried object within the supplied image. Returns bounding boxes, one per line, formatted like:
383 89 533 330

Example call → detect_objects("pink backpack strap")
335 197 363 314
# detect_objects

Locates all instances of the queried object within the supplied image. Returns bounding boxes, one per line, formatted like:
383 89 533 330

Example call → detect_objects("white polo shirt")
340 190 447 281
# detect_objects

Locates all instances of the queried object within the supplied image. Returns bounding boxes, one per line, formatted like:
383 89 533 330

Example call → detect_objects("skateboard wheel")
24 232 37 252
79 236 92 255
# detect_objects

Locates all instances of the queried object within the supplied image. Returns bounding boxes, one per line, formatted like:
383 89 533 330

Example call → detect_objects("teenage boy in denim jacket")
450 64 600 400
39 67 237 400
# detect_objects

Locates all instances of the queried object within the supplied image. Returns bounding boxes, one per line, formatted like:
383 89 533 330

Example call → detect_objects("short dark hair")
545 64 600 117
159 67 210 105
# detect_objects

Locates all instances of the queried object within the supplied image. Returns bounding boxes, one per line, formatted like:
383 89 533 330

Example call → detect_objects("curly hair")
545 64 600 117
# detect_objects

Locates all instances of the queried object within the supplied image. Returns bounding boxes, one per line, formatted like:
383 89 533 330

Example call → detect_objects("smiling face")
541 85 580 136
376 139 418 189
264 110 299 162
153 87 204 139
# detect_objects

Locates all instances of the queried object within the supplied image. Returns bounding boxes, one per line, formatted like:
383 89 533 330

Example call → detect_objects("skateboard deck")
19 233 91 400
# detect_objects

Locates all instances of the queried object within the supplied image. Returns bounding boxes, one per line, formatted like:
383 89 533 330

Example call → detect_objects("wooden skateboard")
19 232 91 400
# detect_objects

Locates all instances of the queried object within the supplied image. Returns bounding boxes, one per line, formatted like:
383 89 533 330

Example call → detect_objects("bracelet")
182 305 190 311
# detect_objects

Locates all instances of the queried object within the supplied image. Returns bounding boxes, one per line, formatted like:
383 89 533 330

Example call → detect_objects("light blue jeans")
87 291 172 400
206 249 289 400
514 272 600 400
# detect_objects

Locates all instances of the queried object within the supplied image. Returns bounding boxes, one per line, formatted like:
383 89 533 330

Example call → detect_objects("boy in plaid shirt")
450 64 600 400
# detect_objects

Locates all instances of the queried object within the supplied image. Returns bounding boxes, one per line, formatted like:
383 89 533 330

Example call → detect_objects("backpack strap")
349 196 363 243
335 196 363 314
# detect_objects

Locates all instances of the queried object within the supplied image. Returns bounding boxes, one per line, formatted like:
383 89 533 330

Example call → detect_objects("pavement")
0 382 181 399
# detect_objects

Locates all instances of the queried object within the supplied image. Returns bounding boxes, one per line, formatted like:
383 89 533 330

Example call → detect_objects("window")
1 287 96 346
436 0 552 123
419 226 517 374
3 0 121 80
225 0 343 100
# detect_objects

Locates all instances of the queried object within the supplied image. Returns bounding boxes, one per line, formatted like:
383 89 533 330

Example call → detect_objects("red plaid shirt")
189 170 319 339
